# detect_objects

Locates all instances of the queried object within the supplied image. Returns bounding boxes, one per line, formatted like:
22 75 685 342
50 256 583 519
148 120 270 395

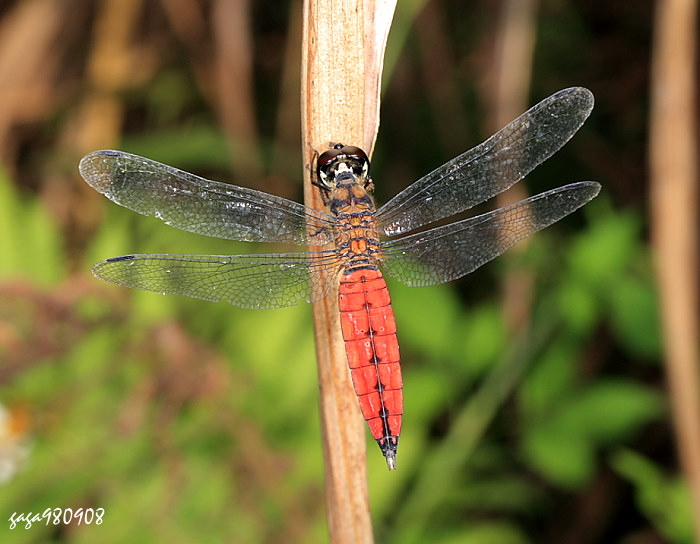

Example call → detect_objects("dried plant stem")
212 0 262 183
649 0 700 537
490 0 538 333
300 1 395 542
68 0 141 239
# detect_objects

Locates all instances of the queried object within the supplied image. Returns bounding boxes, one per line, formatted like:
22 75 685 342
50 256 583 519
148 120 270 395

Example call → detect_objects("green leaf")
519 340 577 416
458 474 541 513
556 277 599 335
458 303 505 377
521 380 664 488
566 210 640 288
121 124 230 172
83 207 135 271
521 424 596 488
0 166 22 279
434 522 529 544
609 277 661 359
389 280 461 361
0 166 64 284
558 380 665 443
611 449 695 543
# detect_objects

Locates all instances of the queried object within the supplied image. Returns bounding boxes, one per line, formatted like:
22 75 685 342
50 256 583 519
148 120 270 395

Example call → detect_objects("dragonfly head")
316 144 370 188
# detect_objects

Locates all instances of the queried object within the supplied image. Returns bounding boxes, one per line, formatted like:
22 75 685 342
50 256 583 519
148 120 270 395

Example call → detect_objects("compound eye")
317 148 343 182
340 146 368 163
340 146 369 175
317 148 342 169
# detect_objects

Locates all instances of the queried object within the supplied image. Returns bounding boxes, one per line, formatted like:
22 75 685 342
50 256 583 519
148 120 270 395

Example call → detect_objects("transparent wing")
92 251 342 309
376 87 594 236
380 182 600 286
79 150 336 245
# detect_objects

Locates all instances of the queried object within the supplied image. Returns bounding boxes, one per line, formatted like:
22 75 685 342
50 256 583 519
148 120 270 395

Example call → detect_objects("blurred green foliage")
0 156 678 543
612 449 695 544
0 168 65 286
0 1 688 542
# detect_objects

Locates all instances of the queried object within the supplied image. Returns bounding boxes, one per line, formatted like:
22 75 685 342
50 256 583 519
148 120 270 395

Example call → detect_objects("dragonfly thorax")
333 209 381 269
328 179 376 217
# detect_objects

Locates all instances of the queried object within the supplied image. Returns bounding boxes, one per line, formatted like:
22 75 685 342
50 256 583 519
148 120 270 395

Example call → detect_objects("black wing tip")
556 86 595 116
569 180 601 198
105 254 137 263
92 255 136 277
555 86 593 98
94 149 123 157
78 149 126 182
543 181 601 205
585 180 602 195
79 149 123 164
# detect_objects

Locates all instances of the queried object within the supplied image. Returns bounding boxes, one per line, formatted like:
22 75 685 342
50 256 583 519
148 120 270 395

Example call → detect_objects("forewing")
380 182 600 286
376 87 594 236
79 150 335 245
93 251 342 309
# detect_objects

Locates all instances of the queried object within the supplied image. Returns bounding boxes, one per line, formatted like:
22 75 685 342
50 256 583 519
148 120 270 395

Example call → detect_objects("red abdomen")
338 266 403 468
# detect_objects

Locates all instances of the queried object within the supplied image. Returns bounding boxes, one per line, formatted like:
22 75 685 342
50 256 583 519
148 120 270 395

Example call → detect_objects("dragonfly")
79 87 600 470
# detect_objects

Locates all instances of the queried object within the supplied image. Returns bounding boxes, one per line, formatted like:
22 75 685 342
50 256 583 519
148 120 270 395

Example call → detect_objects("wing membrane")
93 251 342 309
80 150 335 245
380 182 600 286
376 88 594 236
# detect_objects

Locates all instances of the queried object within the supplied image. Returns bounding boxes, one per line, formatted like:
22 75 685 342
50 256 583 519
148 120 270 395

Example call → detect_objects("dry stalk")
490 0 538 333
300 1 396 542
649 0 700 537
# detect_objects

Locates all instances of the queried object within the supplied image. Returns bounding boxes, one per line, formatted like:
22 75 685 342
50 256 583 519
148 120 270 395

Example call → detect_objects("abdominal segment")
338 266 403 464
